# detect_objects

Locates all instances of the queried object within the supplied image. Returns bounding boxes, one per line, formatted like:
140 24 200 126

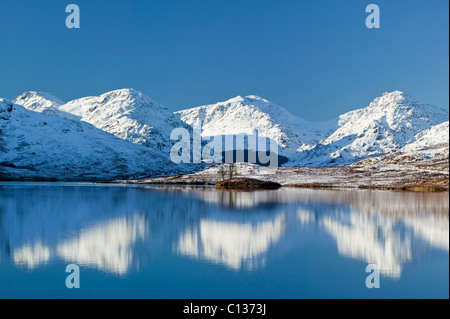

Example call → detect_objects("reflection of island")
0 184 448 279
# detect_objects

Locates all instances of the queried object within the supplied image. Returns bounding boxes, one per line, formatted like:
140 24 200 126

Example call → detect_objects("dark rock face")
215 178 282 190
0 99 13 120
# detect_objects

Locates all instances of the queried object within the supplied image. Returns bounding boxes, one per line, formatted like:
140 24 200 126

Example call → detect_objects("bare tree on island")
217 163 239 180
228 162 238 179
218 165 227 180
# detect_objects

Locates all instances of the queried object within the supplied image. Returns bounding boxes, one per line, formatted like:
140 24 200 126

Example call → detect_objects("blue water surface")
0 182 448 299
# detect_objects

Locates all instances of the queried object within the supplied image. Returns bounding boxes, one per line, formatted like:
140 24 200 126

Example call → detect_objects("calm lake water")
0 182 448 299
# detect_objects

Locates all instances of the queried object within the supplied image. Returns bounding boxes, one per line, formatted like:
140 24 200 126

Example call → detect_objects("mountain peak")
297 90 448 167
13 91 64 111
382 90 407 97
223 95 270 105
95 88 159 106
224 95 245 104
243 95 270 103
100 88 142 97
60 88 166 116
369 90 417 109
56 88 187 151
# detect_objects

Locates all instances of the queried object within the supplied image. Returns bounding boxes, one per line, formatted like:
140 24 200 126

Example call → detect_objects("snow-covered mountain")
176 95 334 156
13 91 64 111
365 120 450 170
401 121 449 155
0 98 174 181
6 88 449 178
53 89 189 154
291 91 449 166
12 91 79 120
348 120 449 182
177 91 448 166
14 89 191 156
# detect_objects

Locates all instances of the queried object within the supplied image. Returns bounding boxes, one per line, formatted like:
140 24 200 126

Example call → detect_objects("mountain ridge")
55 88 189 153
0 98 176 181
5 89 449 180
176 94 334 155
291 91 448 166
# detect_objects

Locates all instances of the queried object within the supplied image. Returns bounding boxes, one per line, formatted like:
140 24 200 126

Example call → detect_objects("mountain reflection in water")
0 183 448 280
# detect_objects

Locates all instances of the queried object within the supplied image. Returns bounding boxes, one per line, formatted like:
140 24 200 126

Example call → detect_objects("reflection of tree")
218 190 238 209
189 187 449 217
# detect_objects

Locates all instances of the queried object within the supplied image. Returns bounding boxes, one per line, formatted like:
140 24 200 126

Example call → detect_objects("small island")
215 178 282 190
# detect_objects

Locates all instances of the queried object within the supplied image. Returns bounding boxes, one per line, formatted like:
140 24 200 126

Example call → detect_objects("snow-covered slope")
176 95 333 155
0 98 174 181
401 121 449 155
53 89 188 155
292 91 449 166
362 121 449 171
13 91 64 111
13 91 79 120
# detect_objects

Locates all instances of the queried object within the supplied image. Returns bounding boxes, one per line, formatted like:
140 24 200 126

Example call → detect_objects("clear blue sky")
0 0 448 120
